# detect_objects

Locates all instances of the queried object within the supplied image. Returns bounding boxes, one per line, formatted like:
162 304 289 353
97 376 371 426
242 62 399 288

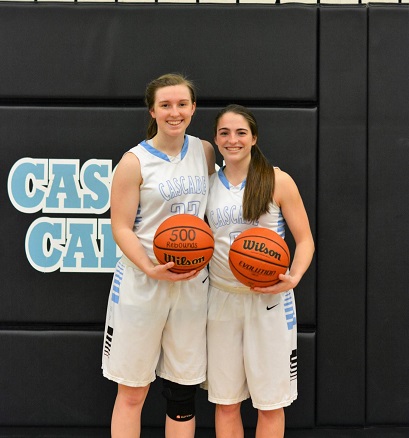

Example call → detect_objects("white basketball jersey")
129 135 209 262
206 167 285 290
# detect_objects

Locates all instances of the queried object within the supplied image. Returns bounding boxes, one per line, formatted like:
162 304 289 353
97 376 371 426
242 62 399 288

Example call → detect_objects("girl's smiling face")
215 112 257 162
149 84 196 137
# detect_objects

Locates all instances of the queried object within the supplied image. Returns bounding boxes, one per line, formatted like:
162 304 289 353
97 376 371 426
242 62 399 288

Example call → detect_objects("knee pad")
162 379 198 422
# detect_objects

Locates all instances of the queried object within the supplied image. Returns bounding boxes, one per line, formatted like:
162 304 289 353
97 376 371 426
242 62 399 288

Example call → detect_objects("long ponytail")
243 144 275 222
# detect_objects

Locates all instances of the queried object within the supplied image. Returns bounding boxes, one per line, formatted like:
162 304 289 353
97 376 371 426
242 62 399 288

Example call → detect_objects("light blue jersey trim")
276 216 286 239
218 167 246 190
140 136 189 162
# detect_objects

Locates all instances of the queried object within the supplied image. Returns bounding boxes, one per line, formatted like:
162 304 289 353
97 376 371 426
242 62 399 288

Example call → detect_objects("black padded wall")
317 6 367 426
0 4 317 101
367 5 409 425
0 331 115 426
0 2 408 436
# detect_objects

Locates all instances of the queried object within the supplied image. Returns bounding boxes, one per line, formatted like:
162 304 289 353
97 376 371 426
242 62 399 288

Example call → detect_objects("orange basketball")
153 214 214 273
228 227 290 288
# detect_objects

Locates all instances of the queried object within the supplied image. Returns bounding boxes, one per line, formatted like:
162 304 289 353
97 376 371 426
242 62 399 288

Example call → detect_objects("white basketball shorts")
206 284 298 410
102 258 209 387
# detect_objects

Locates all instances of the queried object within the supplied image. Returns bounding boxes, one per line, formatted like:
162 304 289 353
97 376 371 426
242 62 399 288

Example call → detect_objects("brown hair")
214 104 275 222
144 73 197 140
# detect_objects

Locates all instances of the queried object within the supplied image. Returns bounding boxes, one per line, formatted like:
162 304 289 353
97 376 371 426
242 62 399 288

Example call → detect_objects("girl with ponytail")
205 104 314 438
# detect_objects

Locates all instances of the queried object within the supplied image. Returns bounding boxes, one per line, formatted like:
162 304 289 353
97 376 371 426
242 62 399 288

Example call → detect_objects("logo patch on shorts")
266 304 279 311
290 349 297 381
103 326 114 358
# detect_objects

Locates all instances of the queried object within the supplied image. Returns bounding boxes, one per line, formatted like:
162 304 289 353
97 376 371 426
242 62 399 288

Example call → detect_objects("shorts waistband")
119 255 137 269
119 255 159 270
209 280 252 295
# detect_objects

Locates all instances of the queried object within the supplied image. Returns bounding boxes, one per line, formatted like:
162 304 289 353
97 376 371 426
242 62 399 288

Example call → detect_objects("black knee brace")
162 379 198 422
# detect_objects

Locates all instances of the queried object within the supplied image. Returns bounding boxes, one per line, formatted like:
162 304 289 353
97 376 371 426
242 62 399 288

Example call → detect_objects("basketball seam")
228 249 289 269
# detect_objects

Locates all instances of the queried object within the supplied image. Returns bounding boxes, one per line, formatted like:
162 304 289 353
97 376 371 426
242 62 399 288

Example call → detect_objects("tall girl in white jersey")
205 104 314 437
102 73 215 438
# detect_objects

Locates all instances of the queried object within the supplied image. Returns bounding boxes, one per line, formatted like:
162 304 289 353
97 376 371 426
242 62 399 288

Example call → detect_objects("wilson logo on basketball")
163 254 205 266
242 240 282 260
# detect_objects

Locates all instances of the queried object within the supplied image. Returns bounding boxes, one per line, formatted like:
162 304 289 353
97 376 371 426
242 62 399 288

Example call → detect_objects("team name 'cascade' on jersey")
205 167 285 290
129 135 209 262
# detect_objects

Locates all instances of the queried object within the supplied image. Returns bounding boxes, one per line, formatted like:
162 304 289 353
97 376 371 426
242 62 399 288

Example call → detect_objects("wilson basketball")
228 227 290 288
153 214 214 273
